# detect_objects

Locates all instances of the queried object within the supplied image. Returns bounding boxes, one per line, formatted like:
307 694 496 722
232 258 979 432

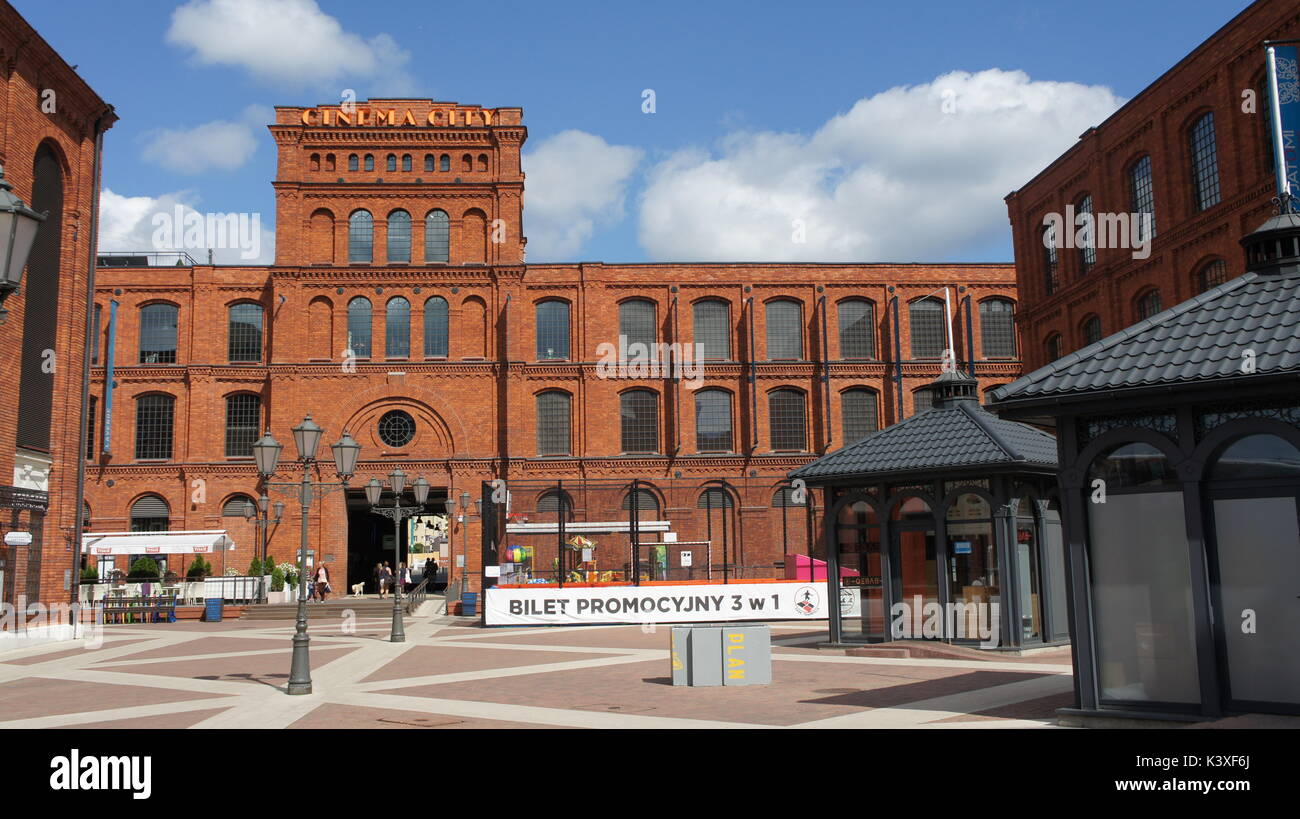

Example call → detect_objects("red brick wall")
1006 0 1300 372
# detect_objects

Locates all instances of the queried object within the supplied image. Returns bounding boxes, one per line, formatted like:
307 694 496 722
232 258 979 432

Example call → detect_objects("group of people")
374 557 439 598
306 563 332 602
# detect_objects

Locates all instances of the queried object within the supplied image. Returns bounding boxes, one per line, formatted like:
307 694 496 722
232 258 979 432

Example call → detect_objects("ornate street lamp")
367 470 430 642
0 164 49 324
255 418 359 695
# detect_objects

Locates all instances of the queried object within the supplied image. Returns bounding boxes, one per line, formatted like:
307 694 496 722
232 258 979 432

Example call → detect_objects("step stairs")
239 598 420 621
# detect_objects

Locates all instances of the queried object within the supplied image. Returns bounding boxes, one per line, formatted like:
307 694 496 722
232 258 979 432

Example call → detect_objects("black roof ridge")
957 401 1027 462
990 270 1268 403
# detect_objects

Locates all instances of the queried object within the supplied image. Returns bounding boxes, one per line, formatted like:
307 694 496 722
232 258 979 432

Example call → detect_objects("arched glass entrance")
835 499 883 641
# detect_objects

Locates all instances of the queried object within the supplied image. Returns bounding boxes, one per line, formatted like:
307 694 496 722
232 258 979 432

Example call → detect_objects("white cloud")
99 189 275 265
166 0 414 92
637 68 1126 262
522 130 643 260
140 105 272 174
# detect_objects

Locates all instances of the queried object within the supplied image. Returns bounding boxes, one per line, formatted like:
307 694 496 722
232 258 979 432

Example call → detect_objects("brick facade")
0 0 114 607
85 99 1019 592
1006 0 1300 373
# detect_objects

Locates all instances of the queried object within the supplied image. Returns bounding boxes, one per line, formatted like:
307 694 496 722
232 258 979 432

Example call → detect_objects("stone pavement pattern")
0 613 1077 729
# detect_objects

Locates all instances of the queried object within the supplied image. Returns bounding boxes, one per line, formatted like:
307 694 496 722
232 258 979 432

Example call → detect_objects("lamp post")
0 164 49 324
243 494 284 602
252 417 360 695
365 470 430 642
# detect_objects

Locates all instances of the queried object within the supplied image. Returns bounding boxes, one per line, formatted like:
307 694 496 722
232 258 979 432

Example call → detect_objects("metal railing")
80 575 266 605
405 578 428 614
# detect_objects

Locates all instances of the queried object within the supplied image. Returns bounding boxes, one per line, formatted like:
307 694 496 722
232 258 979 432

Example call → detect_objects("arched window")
135 394 174 460
536 300 570 359
224 393 261 457
424 209 450 262
694 389 733 452
1136 289 1162 321
477 154 489 172
130 495 170 532
461 153 473 172
979 298 1016 358
1042 223 1059 295
1088 441 1176 489
536 391 571 455
622 488 660 514
697 487 734 508
86 395 97 458
228 302 263 362
364 154 374 172
769 389 807 451
139 303 179 364
92 303 102 365
423 296 449 357
222 495 256 517
693 299 730 359
386 154 397 172
620 390 659 453
841 388 878 441
401 154 412 172
387 209 411 263
912 387 933 415
536 490 574 517
619 299 656 351
325 153 335 171
1197 259 1228 293
348 210 373 263
309 153 320 171
348 154 358 171
1209 433 1300 481
1129 155 1157 239
385 297 410 358
766 300 803 359
1046 333 1063 363
909 298 945 359
347 297 372 357
1076 195 1096 272
1082 315 1102 347
440 154 450 172
1189 112 1221 211
772 486 806 507
424 154 435 172
838 299 875 359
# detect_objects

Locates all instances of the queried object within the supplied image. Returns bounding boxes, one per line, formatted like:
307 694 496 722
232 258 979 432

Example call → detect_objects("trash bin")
460 592 478 617
204 597 224 622
670 623 771 686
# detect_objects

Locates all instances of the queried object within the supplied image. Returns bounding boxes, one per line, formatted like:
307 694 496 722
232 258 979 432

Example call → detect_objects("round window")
377 410 415 448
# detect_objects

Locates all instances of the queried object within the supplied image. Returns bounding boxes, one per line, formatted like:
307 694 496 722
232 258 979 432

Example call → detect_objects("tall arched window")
424 209 450 262
440 154 450 172
130 495 170 532
1076 195 1096 272
477 154 489 172
1189 112 1221 211
92 303 102 365
364 154 374 172
18 144 65 452
619 299 656 351
912 387 933 415
536 300 570 360
348 154 359 171
909 298 945 359
348 210 373 262
620 390 659 453
694 389 733 452
224 393 261 457
769 389 807 451
1129 154 1156 239
228 302 263 363
135 394 175 460
1046 332 1063 363
385 297 410 358
1082 315 1102 347
1042 223 1059 295
1197 259 1228 293
693 299 730 359
139 303 179 364
979 298 1015 358
401 154 412 172
536 391 571 455
766 300 803 359
838 299 875 359
841 388 878 441
1136 289 1162 321
347 297 372 357
386 153 397 172
423 296 449 357
387 210 411 263
424 154 435 172
325 153 335 171
310 153 320 171
462 153 473 171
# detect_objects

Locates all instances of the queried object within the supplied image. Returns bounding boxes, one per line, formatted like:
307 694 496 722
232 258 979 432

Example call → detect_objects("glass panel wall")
945 493 996 641
835 500 883 641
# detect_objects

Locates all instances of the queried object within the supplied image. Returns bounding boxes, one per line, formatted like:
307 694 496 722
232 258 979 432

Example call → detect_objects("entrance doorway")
346 488 448 593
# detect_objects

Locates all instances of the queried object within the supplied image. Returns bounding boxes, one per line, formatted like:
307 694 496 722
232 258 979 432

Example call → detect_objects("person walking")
374 562 384 598
380 562 393 599
423 557 434 586
399 562 412 594
315 563 331 602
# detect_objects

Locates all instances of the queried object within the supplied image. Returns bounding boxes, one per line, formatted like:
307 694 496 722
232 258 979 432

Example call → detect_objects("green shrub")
80 565 99 581
127 556 160 580
186 555 211 579
270 566 285 592
247 557 267 576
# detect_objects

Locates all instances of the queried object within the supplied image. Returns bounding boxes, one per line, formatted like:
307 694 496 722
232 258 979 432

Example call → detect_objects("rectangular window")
536 302 570 360
838 301 875 359
1189 113 1221 212
228 303 263 362
693 300 731 360
766 301 803 359
135 395 174 460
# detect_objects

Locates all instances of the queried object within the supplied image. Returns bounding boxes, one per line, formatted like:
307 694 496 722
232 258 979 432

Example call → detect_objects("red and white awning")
81 530 235 556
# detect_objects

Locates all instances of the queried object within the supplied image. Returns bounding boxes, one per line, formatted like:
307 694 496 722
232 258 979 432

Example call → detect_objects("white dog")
350 582 366 597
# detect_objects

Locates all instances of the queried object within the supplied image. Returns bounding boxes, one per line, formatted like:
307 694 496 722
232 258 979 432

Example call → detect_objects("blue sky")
17 0 1253 264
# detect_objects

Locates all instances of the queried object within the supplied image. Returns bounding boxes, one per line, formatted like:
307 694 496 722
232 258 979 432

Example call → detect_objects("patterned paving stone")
53 707 235 730
362 645 620 683
102 646 359 685
289 703 557 729
0 676 232 720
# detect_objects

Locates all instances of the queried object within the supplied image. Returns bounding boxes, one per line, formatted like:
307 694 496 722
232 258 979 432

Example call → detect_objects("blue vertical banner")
1266 43 1300 204
101 299 118 453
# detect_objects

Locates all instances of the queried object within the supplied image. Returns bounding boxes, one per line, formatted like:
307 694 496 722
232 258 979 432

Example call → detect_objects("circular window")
377 410 416 448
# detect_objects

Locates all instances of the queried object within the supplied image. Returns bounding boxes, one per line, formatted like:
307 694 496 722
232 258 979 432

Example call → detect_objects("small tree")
246 557 264 576
186 555 211 579
127 556 160 580
270 566 285 592
80 565 99 581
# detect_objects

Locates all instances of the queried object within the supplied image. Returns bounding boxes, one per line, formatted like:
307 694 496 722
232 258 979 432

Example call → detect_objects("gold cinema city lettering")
300 107 493 127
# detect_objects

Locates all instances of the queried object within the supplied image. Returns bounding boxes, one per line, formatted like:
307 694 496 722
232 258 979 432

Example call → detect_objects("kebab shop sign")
485 581 855 626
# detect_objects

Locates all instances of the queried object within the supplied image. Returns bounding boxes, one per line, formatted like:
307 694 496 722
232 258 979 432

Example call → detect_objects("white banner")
485 581 860 626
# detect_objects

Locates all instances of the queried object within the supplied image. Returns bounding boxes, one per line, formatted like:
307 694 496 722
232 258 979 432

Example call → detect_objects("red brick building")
0 0 114 608
1005 0 1300 373
86 100 1018 592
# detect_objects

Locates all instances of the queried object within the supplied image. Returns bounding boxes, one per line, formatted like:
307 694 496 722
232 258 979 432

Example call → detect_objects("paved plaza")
0 605 1088 729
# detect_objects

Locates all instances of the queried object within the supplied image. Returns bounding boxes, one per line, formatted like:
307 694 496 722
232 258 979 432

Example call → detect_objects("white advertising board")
485 581 861 626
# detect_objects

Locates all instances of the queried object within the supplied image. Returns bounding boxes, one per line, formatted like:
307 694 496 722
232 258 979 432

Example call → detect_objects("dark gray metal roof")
791 398 1058 483
989 266 1300 407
